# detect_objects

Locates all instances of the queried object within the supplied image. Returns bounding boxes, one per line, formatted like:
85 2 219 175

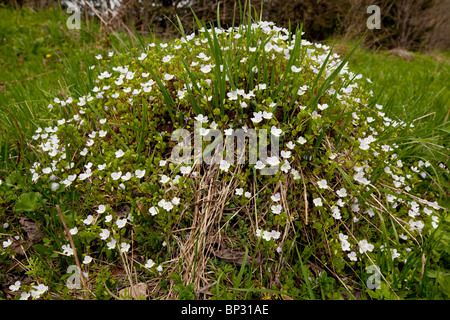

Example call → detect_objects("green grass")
0 5 448 300
345 44 450 203
0 4 142 171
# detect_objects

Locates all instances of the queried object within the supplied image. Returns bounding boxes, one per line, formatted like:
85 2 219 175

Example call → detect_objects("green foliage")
0 5 448 301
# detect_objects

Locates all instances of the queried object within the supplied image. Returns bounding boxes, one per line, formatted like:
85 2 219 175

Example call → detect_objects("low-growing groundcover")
1 13 449 300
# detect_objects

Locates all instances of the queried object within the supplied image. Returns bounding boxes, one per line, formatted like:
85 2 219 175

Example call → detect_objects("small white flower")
336 188 347 197
270 126 282 137
145 259 155 269
111 171 122 180
120 242 130 253
219 159 231 172
271 204 282 215
83 256 92 264
271 193 281 202
317 179 328 189
135 169 146 179
83 215 94 225
97 205 106 214
99 229 110 240
266 156 280 167
115 149 125 158
121 172 132 181
313 198 323 207
162 201 174 211
297 136 307 145
291 65 302 73
235 188 244 196
348 252 357 261
9 281 20 292
107 238 116 250
20 292 30 300
281 150 291 159
116 218 127 229
318 103 329 111
254 161 266 170
160 175 170 184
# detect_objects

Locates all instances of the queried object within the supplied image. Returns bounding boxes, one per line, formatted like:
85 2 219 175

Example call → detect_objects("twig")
56 205 89 299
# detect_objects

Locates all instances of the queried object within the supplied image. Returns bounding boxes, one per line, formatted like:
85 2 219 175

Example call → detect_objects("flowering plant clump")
1 16 447 300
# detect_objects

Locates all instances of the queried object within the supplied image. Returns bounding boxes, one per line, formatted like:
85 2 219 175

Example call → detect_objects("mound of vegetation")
0 15 447 300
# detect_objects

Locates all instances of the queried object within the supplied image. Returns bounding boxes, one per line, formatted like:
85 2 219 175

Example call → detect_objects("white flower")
317 179 328 189
391 249 400 260
149 206 159 216
111 171 122 180
69 227 78 235
121 172 132 181
281 150 291 159
251 112 263 123
115 149 125 158
281 160 291 173
145 259 155 269
358 239 374 254
83 215 94 225
297 136 307 145
266 156 280 166
159 160 167 166
99 229 110 240
270 126 282 137
318 103 329 111
291 65 302 73
254 161 266 170
107 238 116 250
163 74 174 81
286 141 295 149
116 218 127 229
120 242 130 253
235 188 244 196
162 201 174 211
313 198 323 207
199 128 210 136
244 192 251 198
271 204 282 215
219 159 231 172
348 252 357 261
20 292 30 300
162 54 173 63
30 283 48 299
271 193 281 202
194 114 208 123
336 188 347 197
262 231 272 241
9 281 21 292
97 205 106 214
341 241 351 251
160 175 170 184
332 208 342 220
180 165 192 175
200 64 213 73
105 214 112 223
83 256 92 264
135 169 146 179
270 230 281 240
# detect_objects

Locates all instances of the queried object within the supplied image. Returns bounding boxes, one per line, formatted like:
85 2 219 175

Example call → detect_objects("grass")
0 5 449 300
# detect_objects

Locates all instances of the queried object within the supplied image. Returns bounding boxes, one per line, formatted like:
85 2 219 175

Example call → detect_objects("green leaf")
14 192 42 212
